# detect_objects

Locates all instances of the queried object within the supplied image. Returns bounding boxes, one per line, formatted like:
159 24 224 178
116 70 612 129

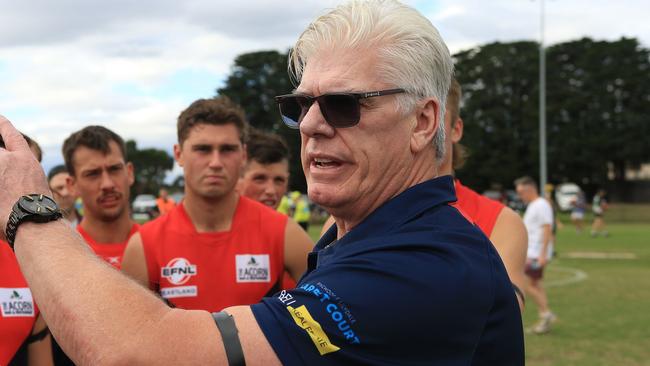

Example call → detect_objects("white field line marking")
563 252 637 259
545 266 589 287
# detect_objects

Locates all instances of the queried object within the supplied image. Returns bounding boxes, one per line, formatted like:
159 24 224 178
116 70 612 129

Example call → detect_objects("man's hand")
0 115 52 240
538 256 547 268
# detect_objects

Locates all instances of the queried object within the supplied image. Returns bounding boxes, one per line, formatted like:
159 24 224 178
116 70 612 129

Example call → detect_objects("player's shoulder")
535 197 553 210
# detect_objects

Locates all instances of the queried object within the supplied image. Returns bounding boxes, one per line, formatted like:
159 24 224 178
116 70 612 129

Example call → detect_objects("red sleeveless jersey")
77 224 139 269
453 179 505 237
0 241 39 365
140 196 288 312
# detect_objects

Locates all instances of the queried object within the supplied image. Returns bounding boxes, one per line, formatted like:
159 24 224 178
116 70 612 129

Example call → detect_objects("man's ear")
66 174 78 196
126 162 135 187
451 117 464 144
410 98 439 154
173 144 183 168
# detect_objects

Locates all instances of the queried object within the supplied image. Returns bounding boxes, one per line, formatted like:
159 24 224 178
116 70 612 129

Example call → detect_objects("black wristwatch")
6 194 62 249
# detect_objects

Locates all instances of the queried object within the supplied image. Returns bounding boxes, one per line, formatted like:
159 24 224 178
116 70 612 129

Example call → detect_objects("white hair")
289 0 453 162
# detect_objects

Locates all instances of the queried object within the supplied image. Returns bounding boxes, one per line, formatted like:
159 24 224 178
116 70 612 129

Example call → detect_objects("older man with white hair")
0 1 523 365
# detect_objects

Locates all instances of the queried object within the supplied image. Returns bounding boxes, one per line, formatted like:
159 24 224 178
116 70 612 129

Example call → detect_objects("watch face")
18 194 59 216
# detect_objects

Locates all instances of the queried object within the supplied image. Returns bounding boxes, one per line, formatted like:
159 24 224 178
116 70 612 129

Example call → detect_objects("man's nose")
299 101 336 138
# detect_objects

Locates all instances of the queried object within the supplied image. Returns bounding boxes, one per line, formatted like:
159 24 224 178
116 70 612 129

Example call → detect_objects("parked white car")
132 194 158 221
554 183 582 211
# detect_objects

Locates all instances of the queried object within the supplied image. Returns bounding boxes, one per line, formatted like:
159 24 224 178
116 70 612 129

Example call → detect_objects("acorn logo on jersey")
236 254 271 283
0 288 35 317
161 257 197 285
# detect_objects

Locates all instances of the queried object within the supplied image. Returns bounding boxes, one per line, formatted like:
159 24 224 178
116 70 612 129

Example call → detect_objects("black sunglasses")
275 88 406 129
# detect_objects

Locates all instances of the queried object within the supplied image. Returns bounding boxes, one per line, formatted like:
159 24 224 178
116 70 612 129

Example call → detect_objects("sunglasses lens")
320 94 360 128
278 96 311 129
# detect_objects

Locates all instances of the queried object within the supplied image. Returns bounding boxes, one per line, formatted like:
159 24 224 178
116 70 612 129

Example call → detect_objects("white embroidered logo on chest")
0 287 35 317
236 254 271 283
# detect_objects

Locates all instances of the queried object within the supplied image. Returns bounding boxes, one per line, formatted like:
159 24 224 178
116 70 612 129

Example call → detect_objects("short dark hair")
246 128 290 166
24 133 43 162
48 164 69 182
514 176 538 190
177 96 248 145
62 125 127 176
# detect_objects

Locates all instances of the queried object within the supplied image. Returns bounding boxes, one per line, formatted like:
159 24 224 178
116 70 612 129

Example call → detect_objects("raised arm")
1 116 280 365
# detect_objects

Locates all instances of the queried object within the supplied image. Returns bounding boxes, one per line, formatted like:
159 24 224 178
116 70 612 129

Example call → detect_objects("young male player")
62 126 139 268
238 128 291 210
122 97 313 311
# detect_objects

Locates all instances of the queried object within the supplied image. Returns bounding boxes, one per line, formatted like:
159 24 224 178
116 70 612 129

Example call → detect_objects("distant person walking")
591 189 609 237
570 191 587 233
516 176 557 334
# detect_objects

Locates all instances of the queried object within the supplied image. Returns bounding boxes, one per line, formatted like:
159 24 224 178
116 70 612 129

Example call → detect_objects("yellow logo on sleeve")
287 305 341 356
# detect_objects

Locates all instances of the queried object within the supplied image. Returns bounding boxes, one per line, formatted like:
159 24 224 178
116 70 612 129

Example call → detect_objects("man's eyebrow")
82 167 101 175
220 143 240 148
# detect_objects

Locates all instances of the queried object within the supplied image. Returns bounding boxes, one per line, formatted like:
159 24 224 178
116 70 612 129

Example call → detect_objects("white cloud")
1 0 648 175
431 0 650 54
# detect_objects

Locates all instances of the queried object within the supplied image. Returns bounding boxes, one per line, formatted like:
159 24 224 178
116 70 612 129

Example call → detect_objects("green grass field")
523 222 650 366
307 221 650 366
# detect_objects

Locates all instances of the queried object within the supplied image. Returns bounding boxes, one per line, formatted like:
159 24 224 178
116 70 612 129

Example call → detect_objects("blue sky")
0 0 648 176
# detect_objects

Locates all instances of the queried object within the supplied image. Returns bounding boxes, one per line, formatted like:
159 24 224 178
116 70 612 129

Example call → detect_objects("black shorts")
525 261 545 280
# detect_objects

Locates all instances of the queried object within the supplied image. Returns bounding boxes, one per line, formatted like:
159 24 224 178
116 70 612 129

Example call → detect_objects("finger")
0 115 30 152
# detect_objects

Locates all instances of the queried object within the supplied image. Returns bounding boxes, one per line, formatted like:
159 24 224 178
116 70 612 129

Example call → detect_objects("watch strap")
6 210 21 249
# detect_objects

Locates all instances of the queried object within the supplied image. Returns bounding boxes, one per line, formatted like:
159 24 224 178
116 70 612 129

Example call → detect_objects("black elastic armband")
512 283 526 306
25 327 50 343
212 311 246 366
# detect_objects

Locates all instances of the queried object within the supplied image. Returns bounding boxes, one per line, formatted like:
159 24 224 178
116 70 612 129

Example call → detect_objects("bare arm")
27 314 54 366
1 116 280 365
489 207 528 311
121 232 151 289
17 220 281 365
284 219 314 281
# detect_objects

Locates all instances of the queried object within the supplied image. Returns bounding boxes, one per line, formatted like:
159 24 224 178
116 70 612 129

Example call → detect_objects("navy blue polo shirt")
251 176 524 365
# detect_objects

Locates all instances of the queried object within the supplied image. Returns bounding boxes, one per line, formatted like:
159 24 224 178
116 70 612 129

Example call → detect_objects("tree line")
132 37 650 196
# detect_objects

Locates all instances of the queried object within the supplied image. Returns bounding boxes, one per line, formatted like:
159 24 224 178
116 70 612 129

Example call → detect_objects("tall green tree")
217 40 650 194
455 38 650 192
454 41 540 190
126 140 174 199
217 50 306 192
546 37 650 185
